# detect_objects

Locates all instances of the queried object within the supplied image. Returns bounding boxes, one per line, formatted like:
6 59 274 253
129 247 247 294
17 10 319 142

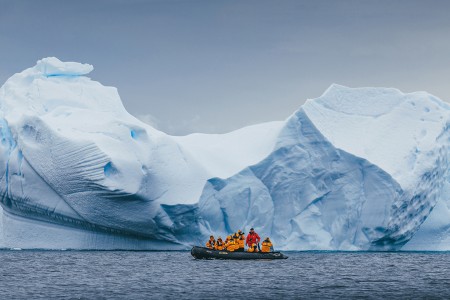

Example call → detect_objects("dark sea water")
1 250 450 299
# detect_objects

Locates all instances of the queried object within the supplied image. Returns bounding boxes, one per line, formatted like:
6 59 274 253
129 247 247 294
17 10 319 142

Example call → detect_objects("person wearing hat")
226 235 236 252
215 236 224 251
261 237 273 253
206 235 215 249
223 235 230 248
237 230 245 252
233 231 239 241
246 228 260 250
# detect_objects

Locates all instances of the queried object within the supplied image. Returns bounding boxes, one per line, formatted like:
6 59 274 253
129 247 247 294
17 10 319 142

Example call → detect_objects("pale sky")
1 0 450 135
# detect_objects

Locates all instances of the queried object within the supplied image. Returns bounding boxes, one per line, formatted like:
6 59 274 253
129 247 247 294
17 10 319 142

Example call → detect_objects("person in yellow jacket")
226 236 236 252
215 237 224 250
237 231 245 252
205 235 215 249
233 232 239 242
261 237 273 253
233 238 240 252
223 235 230 247
247 243 258 253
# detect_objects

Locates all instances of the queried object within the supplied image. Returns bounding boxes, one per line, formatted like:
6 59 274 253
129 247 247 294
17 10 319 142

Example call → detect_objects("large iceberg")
0 57 283 249
0 58 449 250
196 86 450 250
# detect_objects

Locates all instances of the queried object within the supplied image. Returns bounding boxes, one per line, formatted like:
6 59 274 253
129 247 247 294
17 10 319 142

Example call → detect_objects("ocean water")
1 250 450 299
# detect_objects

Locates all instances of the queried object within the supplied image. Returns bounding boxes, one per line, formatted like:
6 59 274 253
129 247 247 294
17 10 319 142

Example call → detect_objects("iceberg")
0 58 449 250
197 85 450 250
0 57 282 249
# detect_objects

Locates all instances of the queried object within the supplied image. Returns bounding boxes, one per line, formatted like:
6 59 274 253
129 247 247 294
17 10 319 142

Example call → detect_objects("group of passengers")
205 227 273 253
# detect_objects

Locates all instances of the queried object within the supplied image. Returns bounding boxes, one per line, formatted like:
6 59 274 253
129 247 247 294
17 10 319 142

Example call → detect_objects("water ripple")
1 251 450 299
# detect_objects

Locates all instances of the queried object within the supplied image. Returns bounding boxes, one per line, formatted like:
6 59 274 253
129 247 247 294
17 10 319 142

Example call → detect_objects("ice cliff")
0 58 449 250
197 86 450 250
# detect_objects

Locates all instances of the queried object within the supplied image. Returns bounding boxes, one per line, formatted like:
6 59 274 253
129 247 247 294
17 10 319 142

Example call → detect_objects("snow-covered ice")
197 85 450 250
0 57 281 249
0 58 449 250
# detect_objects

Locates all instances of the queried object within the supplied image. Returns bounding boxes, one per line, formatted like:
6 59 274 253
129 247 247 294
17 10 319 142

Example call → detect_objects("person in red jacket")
246 228 261 250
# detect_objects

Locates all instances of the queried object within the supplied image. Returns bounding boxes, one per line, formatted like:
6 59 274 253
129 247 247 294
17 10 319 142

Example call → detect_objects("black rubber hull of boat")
191 246 288 260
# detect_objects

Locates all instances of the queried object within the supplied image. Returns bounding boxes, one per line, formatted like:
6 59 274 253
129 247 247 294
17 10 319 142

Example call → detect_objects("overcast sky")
1 0 450 135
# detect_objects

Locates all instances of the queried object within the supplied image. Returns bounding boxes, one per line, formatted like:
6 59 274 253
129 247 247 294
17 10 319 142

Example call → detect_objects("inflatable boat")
191 246 288 260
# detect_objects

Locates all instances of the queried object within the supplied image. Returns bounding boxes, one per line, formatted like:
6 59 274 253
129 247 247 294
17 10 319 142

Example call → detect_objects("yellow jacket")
226 240 236 252
261 241 273 252
238 237 245 249
206 239 215 249
215 240 224 251
233 242 240 251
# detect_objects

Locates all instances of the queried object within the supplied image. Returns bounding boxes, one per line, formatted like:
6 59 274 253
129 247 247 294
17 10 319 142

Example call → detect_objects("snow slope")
303 84 450 190
173 121 283 178
1 58 450 250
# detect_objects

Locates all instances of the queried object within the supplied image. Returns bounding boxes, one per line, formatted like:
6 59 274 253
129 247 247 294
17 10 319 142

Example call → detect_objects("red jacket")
246 232 261 246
